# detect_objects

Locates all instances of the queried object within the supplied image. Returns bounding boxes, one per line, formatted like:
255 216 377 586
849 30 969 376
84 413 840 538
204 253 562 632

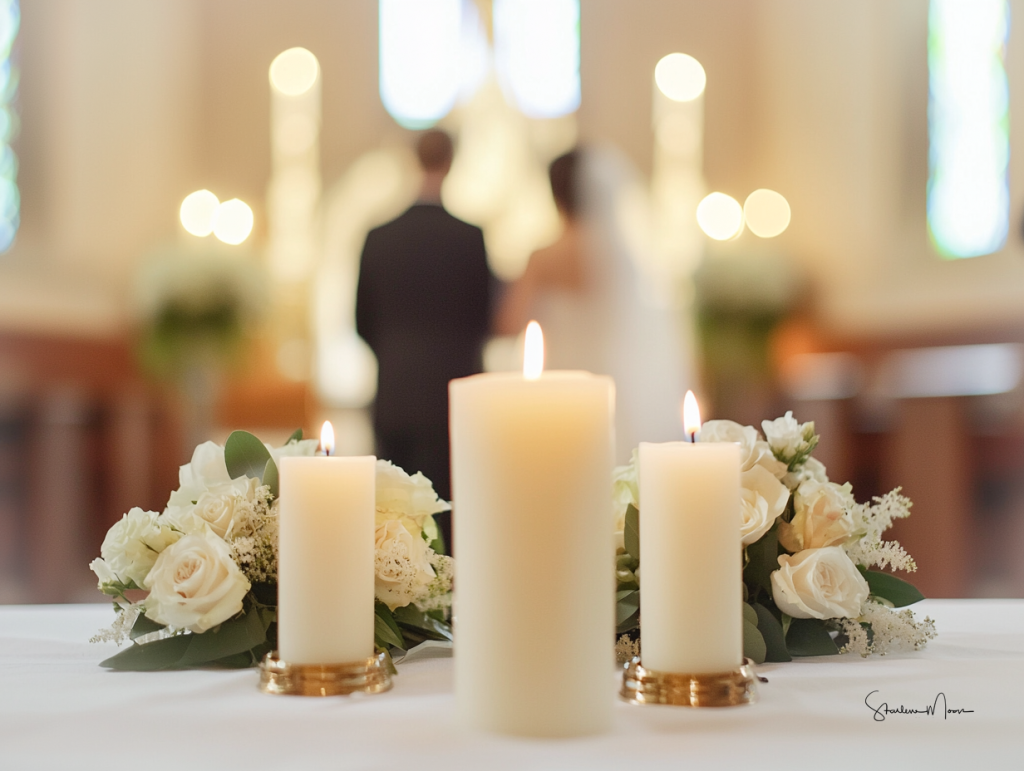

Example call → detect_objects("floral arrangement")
613 413 936 664
90 430 453 670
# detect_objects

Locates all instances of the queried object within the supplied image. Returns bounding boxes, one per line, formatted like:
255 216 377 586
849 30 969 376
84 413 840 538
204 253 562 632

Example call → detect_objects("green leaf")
743 522 780 597
616 590 640 627
374 603 406 650
617 611 640 635
392 604 453 642
224 430 272 483
742 602 758 627
786 618 839 657
743 619 767 664
101 607 267 670
263 458 279 499
286 428 303 444
129 613 166 641
858 567 925 607
624 504 640 561
753 603 791 662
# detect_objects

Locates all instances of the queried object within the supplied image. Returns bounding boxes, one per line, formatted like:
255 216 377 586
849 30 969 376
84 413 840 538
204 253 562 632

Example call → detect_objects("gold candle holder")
259 651 393 697
620 657 759 707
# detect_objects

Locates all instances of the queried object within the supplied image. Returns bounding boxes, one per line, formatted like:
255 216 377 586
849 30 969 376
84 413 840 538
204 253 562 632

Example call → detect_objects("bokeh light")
179 190 220 237
269 47 320 96
212 199 254 245
696 192 743 240
654 53 706 102
743 189 791 238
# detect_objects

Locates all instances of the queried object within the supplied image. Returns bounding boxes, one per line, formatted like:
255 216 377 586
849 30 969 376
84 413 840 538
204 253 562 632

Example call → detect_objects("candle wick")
689 431 696 444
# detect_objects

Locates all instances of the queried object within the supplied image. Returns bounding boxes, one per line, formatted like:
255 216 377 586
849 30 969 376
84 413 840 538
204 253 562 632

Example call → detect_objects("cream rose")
374 459 450 544
771 546 868 619
163 477 256 539
94 507 181 588
374 519 436 610
144 533 250 632
740 465 791 546
778 480 854 552
700 420 788 479
166 441 235 512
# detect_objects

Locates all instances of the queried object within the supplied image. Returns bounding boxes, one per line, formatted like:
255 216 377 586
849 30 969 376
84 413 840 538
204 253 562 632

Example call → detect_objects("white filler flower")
92 508 181 588
144 533 250 633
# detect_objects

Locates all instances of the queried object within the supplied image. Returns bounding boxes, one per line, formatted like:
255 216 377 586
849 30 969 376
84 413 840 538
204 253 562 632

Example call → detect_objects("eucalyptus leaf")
743 619 767 664
624 504 640 561
753 603 791 662
101 607 268 670
743 522 780 598
286 428 303 444
616 590 640 626
786 618 839 657
617 611 640 635
129 613 166 641
393 604 453 642
263 458 280 499
742 602 758 627
224 430 272 483
858 567 925 607
374 603 406 649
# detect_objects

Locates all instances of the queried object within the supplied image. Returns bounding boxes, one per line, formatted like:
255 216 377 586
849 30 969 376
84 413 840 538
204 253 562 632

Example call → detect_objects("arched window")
493 0 580 119
928 0 1010 259
378 0 463 129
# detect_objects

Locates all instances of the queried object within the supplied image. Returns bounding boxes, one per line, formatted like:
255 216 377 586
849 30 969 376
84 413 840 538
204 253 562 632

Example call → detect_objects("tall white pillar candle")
449 327 615 737
638 434 741 674
278 431 376 664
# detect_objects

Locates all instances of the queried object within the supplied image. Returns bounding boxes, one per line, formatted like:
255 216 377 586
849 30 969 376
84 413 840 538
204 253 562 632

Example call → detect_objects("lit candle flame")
320 420 335 456
523 321 544 380
682 390 701 442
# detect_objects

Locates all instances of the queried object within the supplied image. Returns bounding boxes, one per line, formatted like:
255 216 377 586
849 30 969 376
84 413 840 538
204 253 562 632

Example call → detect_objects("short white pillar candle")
277 422 376 664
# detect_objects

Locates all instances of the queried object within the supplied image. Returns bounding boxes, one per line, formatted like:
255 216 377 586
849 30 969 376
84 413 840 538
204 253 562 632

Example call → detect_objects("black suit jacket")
355 204 492 434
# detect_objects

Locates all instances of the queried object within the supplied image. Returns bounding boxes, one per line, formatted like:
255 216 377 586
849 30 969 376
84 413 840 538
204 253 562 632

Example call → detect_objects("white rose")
782 456 829 491
761 411 816 466
779 480 854 552
771 546 869 619
700 420 788 479
266 438 319 465
166 441 235 511
375 459 450 538
144 533 250 632
163 477 256 538
96 508 181 587
612 450 639 551
375 519 436 610
740 464 791 546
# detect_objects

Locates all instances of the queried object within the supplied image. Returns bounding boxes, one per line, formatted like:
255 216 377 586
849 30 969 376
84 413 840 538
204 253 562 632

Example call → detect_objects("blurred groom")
355 130 493 551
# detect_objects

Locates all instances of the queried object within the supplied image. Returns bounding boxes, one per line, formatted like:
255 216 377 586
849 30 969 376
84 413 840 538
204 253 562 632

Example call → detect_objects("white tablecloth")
0 600 1021 770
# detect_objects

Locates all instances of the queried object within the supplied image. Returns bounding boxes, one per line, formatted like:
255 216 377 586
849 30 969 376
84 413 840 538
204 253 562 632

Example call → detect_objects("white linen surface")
0 600 1020 770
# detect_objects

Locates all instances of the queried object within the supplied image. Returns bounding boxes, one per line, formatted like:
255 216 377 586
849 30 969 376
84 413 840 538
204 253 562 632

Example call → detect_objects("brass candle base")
259 651 393 697
619 657 758 707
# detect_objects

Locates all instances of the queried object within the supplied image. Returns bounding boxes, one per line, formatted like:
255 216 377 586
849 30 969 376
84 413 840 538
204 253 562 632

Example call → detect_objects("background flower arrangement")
614 412 936 664
90 430 453 670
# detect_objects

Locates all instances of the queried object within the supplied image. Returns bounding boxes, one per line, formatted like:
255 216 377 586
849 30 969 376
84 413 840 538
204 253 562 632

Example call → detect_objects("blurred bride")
496 148 692 461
